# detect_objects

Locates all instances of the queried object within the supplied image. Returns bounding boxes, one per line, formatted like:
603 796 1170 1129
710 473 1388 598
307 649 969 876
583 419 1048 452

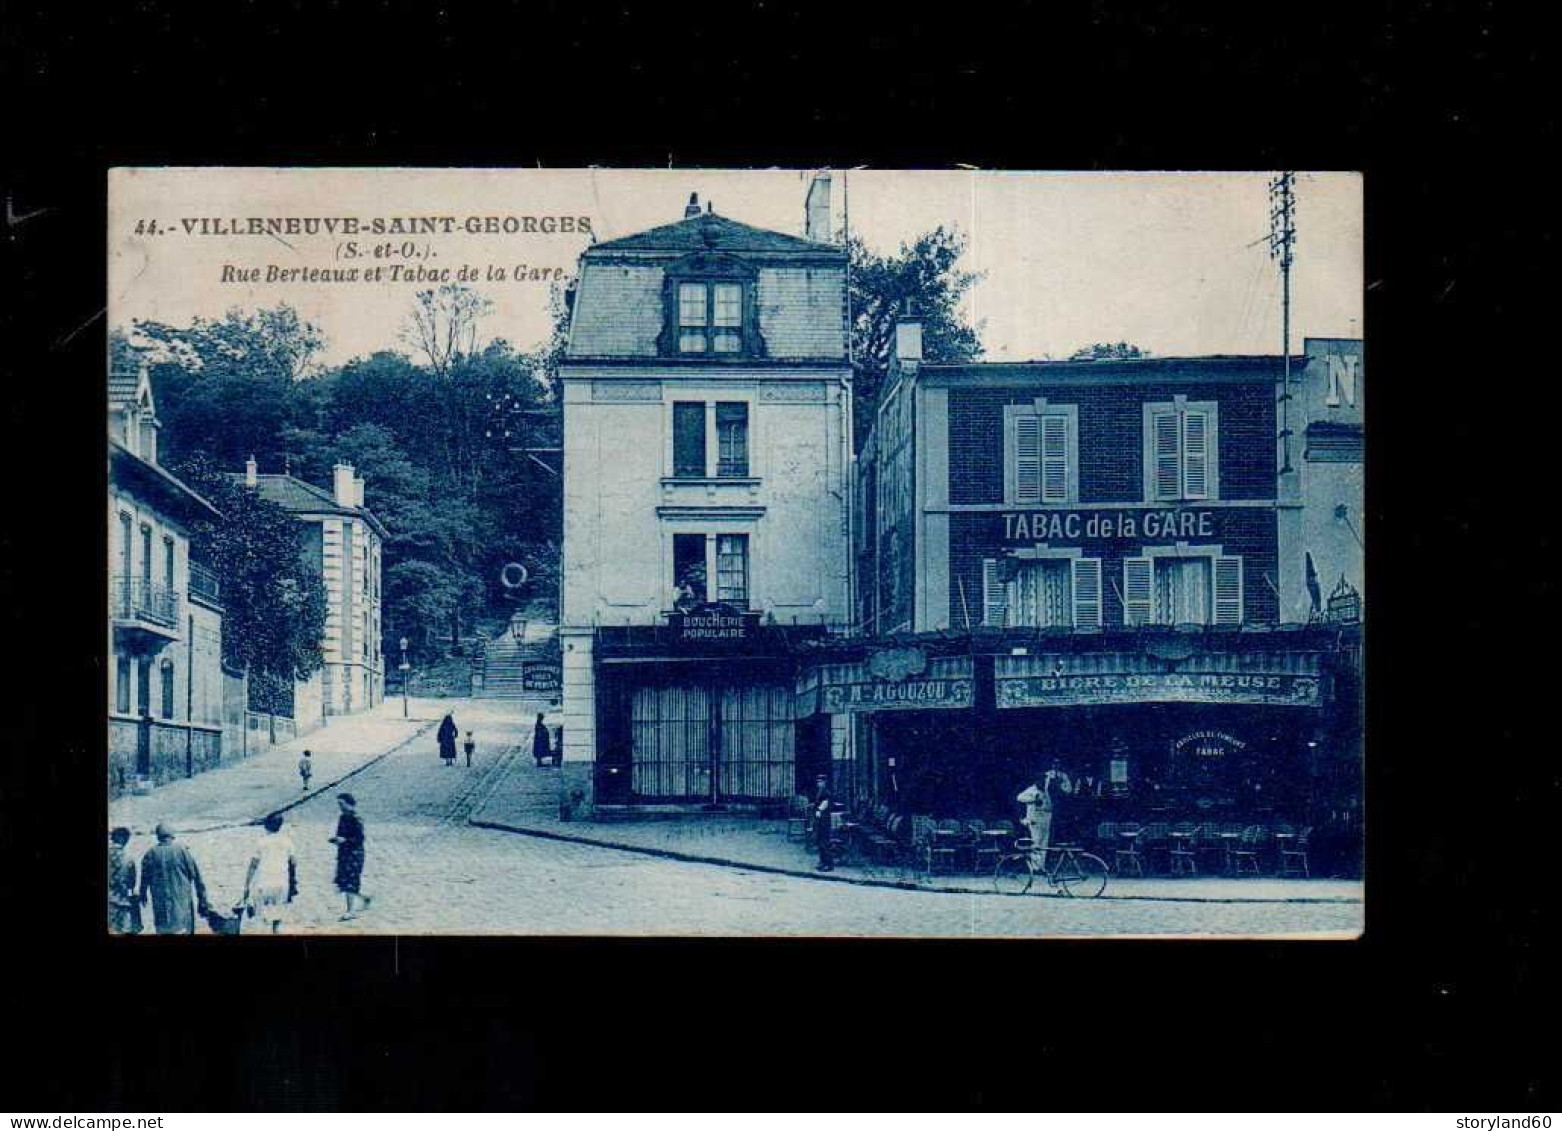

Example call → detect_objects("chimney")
333 462 355 507
353 474 366 509
245 455 258 488
805 172 832 243
684 192 701 219
893 301 923 375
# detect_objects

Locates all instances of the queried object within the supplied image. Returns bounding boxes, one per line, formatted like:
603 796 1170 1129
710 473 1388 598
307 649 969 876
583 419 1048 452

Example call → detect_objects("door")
717 683 794 802
135 659 152 776
631 684 713 802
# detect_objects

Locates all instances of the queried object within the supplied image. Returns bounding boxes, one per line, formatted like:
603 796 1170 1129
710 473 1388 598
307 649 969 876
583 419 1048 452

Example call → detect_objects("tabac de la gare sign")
996 670 1321 709
669 602 761 644
822 676 974 714
1002 508 1218 544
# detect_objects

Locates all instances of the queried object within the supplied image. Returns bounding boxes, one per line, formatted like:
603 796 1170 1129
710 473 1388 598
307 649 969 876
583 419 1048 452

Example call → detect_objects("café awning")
796 655 974 717
995 649 1323 709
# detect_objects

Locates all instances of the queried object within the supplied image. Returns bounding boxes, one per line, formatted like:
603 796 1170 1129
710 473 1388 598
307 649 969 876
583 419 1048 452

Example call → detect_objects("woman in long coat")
329 793 372 921
532 713 552 767
437 713 459 766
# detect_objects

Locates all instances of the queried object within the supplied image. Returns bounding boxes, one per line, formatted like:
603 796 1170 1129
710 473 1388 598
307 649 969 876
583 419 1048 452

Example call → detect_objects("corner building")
559 184 853 811
828 322 1362 840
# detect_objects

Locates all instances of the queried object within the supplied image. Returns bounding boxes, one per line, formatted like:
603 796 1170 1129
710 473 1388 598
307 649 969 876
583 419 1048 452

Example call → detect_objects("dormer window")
678 281 745 353
659 253 763 359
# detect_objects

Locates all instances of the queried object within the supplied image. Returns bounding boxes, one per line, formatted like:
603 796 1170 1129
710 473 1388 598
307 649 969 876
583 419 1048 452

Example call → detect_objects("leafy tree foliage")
169 453 328 685
847 226 984 446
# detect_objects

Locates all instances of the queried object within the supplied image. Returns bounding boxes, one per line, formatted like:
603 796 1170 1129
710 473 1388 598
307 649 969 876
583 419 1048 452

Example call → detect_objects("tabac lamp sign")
500 562 528 599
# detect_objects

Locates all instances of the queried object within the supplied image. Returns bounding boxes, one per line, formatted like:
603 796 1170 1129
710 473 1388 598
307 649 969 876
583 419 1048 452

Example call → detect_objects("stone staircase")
478 617 559 699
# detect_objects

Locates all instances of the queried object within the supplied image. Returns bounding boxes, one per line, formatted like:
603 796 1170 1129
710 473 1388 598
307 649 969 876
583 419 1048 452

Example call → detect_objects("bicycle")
993 838 1109 898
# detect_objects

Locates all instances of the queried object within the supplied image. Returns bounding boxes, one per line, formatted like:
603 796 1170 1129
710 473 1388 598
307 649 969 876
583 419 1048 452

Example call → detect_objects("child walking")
298 749 313 791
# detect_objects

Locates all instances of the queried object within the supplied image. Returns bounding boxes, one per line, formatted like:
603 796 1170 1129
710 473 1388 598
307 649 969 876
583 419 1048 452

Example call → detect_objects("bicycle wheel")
994 854 1035 895
1052 851 1109 898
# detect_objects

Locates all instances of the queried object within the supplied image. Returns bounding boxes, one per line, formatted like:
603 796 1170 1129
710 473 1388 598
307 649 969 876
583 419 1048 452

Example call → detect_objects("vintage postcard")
106 168 1364 937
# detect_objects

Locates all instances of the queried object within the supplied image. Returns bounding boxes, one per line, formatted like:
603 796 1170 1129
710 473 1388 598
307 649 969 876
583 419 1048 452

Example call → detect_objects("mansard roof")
587 211 841 259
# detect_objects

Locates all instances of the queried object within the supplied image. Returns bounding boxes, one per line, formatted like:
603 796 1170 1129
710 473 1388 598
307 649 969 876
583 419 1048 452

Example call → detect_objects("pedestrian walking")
533 713 552 768
812 773 835 872
329 793 372 920
463 731 476 768
108 827 141 935
438 713 459 767
138 823 210 935
241 813 298 935
298 749 313 791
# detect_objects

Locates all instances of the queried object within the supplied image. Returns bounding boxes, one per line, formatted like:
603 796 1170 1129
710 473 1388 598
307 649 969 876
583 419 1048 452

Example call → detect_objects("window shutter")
1071 557 1102 628
1041 413 1069 502
1182 409 1210 499
1123 557 1154 626
982 559 1008 627
1213 555 1243 625
1152 410 1181 500
1014 415 1042 504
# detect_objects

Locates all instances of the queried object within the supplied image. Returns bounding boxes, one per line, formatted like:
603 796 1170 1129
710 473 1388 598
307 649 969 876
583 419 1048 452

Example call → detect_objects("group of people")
439 712 558 769
107 793 372 935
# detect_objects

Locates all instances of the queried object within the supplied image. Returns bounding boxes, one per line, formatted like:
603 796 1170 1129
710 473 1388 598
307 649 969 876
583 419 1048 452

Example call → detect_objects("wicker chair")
1279 826 1313 877
1232 825 1270 875
785 794 811 842
1168 821 1200 876
1113 822 1144 876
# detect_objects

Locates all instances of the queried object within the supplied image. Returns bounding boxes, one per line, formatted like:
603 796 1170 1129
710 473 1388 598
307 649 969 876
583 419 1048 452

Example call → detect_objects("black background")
2 0 1554 1110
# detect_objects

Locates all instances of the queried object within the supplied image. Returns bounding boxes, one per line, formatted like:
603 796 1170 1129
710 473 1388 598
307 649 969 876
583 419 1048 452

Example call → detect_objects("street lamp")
399 636 410 718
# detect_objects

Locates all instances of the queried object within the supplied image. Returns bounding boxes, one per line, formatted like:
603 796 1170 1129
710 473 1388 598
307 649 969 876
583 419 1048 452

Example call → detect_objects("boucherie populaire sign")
1002 508 1218 544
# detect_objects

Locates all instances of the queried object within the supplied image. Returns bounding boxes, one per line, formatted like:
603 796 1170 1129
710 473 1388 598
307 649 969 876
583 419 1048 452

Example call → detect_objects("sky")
109 168 1361 367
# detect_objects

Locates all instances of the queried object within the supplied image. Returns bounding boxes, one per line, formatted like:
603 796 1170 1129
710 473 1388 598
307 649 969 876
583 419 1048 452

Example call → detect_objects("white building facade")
243 459 386 724
559 182 853 809
108 366 228 796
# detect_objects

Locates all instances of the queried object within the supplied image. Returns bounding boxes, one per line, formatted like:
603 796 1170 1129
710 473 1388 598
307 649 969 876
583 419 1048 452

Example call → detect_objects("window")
715 534 749 607
160 659 176 720
140 524 153 590
115 655 131 714
716 402 749 477
673 402 707 477
673 533 707 607
1006 402 1077 504
1122 554 1243 626
982 556 1103 628
1145 399 1218 502
163 536 175 591
676 281 747 354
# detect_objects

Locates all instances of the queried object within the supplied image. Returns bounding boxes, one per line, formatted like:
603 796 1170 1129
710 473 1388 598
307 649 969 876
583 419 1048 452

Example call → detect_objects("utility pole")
1269 171 1297 474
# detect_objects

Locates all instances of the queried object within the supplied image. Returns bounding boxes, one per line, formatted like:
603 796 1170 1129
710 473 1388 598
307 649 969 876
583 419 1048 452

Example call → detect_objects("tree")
401 284 493 379
130 304 326 469
1069 341 1151 360
848 226 984 446
169 453 328 689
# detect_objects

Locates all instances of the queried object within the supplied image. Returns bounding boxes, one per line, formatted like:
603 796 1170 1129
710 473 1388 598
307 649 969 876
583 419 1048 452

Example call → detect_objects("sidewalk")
108 701 438 835
470 759 1364 904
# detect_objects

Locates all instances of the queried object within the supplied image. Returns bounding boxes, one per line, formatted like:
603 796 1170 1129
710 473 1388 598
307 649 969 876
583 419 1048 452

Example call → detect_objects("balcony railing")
189 561 221 605
111 577 181 629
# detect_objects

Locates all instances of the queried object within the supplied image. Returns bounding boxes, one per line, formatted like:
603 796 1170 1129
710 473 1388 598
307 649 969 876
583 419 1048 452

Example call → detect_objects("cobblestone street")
115 698 1362 938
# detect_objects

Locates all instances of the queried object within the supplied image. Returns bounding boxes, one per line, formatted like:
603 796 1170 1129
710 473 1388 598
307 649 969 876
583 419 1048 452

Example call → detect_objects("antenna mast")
1269 171 1297 474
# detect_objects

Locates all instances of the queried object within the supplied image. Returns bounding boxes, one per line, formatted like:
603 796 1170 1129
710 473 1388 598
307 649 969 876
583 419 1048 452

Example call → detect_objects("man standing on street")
1017 761 1073 864
812 773 835 872
138 823 210 935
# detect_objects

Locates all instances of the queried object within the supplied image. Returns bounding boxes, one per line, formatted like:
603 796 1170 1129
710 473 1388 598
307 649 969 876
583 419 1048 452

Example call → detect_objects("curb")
466 818 1363 905
136 720 438 836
